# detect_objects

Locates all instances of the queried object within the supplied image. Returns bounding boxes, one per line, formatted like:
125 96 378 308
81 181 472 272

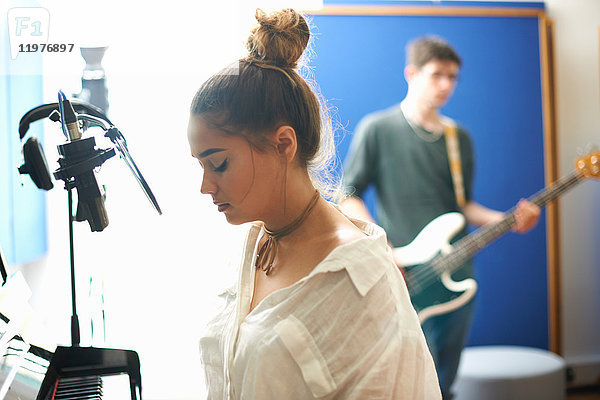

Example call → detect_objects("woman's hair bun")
246 8 310 69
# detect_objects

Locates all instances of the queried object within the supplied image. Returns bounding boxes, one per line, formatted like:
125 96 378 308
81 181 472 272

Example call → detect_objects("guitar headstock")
576 150 600 178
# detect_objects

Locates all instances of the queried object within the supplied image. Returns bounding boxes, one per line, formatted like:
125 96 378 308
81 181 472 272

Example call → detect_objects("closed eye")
213 159 228 172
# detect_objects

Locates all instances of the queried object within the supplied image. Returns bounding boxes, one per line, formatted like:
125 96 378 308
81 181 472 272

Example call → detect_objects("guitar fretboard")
429 170 584 275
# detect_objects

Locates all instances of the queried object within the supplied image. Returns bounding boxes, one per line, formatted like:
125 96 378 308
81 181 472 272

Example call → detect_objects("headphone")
17 101 109 191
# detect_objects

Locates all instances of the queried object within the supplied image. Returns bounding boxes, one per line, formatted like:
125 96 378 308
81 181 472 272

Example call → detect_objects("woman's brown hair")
190 8 339 200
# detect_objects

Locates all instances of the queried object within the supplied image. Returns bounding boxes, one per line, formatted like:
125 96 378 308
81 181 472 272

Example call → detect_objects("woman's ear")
273 125 298 163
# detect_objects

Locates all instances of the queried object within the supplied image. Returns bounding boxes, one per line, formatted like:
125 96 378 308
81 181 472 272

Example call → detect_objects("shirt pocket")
274 315 337 398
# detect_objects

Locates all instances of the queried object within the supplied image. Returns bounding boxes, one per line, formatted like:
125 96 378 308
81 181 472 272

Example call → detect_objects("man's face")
410 58 460 109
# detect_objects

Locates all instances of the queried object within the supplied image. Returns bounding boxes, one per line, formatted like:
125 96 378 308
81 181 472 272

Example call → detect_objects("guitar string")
406 152 586 294
407 172 582 293
406 212 517 293
405 171 584 295
408 197 554 292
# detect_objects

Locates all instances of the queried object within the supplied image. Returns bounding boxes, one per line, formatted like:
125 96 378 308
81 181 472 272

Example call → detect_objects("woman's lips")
216 203 230 212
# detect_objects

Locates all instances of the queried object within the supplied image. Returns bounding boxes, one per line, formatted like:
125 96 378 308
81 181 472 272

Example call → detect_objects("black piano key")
53 375 102 400
57 375 101 387
54 388 102 398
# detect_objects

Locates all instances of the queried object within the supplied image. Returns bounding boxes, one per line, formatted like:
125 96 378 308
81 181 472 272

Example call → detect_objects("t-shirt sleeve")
342 116 379 198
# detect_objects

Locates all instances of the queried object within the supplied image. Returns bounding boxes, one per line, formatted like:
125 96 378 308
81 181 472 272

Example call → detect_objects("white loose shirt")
199 216 441 399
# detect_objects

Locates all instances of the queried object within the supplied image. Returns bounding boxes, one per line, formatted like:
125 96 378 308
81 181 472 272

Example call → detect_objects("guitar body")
405 266 477 324
393 150 599 325
395 213 477 324
393 212 465 265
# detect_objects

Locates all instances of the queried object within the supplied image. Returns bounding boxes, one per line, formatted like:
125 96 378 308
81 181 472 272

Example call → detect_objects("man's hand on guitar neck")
512 199 541 233
463 199 540 234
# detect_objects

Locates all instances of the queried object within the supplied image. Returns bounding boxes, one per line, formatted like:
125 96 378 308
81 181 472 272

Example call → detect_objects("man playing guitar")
340 36 540 399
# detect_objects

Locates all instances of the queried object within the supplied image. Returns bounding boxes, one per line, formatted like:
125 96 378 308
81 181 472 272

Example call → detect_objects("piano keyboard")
1 316 141 400
51 376 102 399
0 344 141 400
1 262 141 400
48 374 131 400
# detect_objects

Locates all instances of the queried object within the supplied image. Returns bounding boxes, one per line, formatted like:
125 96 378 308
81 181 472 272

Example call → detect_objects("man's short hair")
406 36 462 69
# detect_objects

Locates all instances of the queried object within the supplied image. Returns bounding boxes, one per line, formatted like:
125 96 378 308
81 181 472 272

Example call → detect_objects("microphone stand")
18 93 161 399
67 184 80 346
34 180 143 400
35 98 143 400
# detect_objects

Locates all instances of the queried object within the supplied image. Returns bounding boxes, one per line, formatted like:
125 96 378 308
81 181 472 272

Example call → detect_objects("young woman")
188 8 441 399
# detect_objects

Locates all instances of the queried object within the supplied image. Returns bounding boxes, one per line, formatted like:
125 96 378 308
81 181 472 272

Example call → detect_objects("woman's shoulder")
332 218 368 247
327 202 387 245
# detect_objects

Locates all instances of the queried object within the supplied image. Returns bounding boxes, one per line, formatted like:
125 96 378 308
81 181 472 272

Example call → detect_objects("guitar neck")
432 170 585 274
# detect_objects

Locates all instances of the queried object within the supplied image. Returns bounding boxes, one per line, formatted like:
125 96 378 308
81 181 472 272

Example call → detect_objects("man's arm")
462 201 503 227
462 199 540 234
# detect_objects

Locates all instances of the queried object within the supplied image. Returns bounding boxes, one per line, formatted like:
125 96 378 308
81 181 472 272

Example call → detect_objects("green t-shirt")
343 104 475 277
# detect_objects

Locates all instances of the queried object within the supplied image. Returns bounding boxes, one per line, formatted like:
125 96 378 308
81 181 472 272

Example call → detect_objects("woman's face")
187 114 282 225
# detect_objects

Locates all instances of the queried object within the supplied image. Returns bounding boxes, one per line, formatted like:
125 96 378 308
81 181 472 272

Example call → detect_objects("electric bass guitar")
395 150 600 324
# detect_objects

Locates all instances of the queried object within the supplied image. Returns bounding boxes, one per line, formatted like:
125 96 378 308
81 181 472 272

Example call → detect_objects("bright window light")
30 1 322 398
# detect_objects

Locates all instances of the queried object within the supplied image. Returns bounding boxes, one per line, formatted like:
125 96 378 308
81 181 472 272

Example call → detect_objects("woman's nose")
200 172 217 195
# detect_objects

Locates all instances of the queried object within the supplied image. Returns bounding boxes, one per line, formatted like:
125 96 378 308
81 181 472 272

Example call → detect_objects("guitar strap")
443 119 466 208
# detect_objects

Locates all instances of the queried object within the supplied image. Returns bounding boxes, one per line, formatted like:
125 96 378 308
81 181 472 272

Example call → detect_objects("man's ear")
404 64 418 83
273 125 298 163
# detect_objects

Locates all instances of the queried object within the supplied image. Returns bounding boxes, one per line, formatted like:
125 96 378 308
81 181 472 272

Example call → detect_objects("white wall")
544 0 600 386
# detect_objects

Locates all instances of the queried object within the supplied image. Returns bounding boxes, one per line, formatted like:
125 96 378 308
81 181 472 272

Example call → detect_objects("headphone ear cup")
18 137 54 191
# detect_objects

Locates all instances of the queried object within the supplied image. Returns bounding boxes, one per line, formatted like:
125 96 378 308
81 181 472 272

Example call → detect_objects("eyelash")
213 159 228 172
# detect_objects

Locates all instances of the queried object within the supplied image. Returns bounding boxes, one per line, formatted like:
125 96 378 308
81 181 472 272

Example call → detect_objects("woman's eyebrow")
198 148 226 158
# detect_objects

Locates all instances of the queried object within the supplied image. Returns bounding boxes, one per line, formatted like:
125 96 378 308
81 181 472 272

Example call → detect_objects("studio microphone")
53 95 115 232
61 96 82 141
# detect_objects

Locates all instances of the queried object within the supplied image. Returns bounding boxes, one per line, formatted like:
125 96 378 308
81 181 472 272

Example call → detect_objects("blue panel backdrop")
0 11 47 266
306 9 548 348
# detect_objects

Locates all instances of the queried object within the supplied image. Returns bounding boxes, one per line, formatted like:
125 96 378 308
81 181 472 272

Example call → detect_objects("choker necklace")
256 189 320 275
